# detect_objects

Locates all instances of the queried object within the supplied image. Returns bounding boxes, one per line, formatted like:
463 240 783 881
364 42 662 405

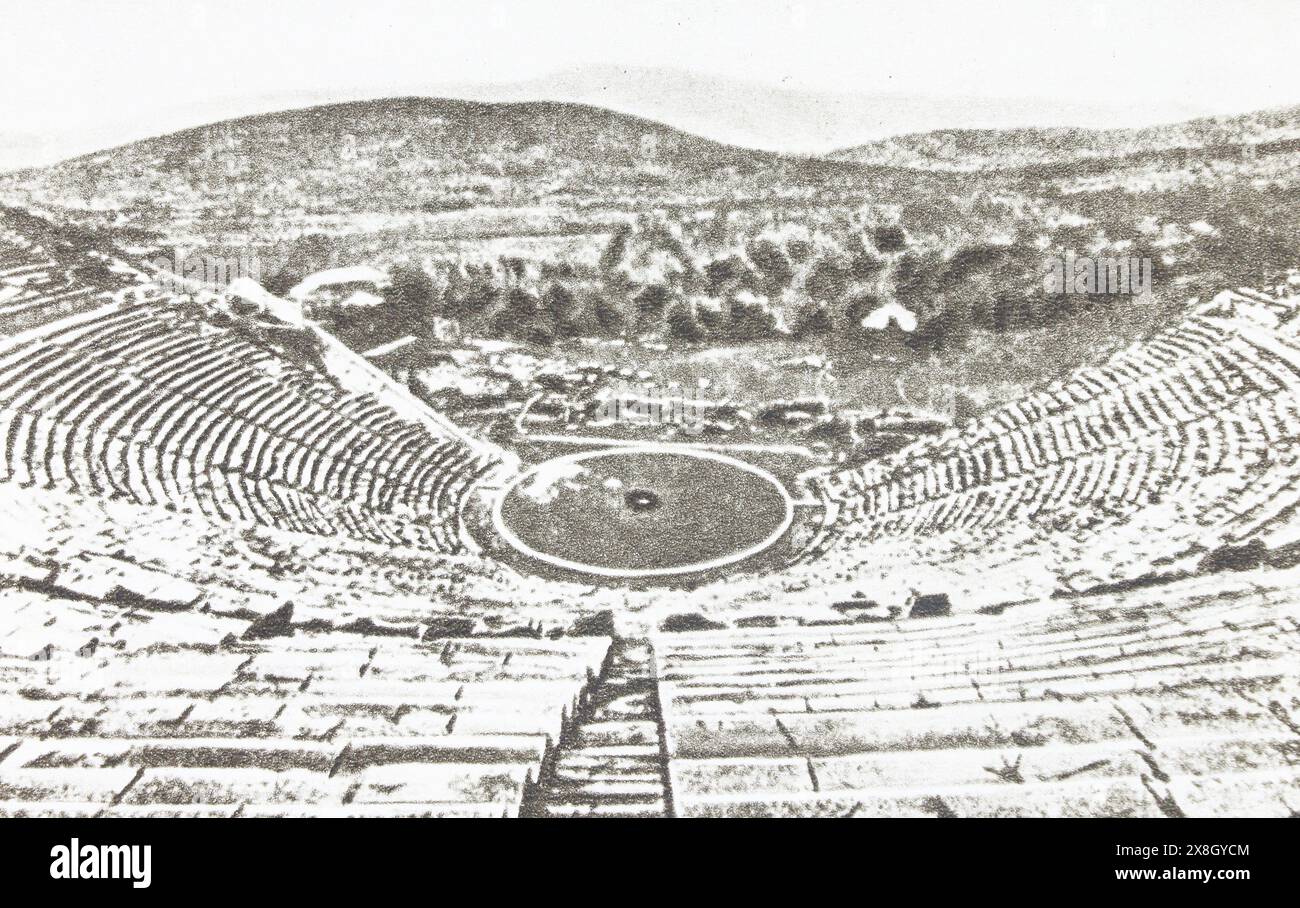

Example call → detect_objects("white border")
490 444 795 578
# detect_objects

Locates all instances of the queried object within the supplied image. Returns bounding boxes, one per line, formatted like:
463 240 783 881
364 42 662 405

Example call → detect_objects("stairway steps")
540 799 666 818
574 720 660 748
555 744 661 759
589 696 654 720
554 759 663 784
526 638 673 818
547 778 665 797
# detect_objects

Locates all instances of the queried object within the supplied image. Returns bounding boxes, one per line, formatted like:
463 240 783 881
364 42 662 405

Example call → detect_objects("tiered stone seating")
5 206 1299 820
0 223 117 333
0 295 502 553
0 600 611 817
652 568 1300 817
805 294 1300 600
0 480 608 639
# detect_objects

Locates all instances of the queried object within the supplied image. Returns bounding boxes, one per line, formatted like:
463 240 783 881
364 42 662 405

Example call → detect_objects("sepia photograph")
0 0 1294 885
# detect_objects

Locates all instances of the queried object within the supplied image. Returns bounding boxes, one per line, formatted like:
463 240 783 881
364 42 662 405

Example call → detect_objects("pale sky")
2 0 1298 165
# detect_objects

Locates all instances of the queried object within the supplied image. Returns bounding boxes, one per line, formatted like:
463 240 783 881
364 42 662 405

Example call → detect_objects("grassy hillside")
0 96 947 279
0 98 829 239
832 105 1300 171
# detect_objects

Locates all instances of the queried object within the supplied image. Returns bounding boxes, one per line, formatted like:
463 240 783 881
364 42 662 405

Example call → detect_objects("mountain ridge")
0 63 1219 173
831 103 1300 171
418 64 1198 155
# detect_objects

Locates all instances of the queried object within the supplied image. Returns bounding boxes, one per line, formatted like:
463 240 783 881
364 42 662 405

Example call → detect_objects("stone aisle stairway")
524 638 672 817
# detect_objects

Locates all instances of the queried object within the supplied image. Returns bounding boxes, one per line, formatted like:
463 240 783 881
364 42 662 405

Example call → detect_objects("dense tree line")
258 198 1269 354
